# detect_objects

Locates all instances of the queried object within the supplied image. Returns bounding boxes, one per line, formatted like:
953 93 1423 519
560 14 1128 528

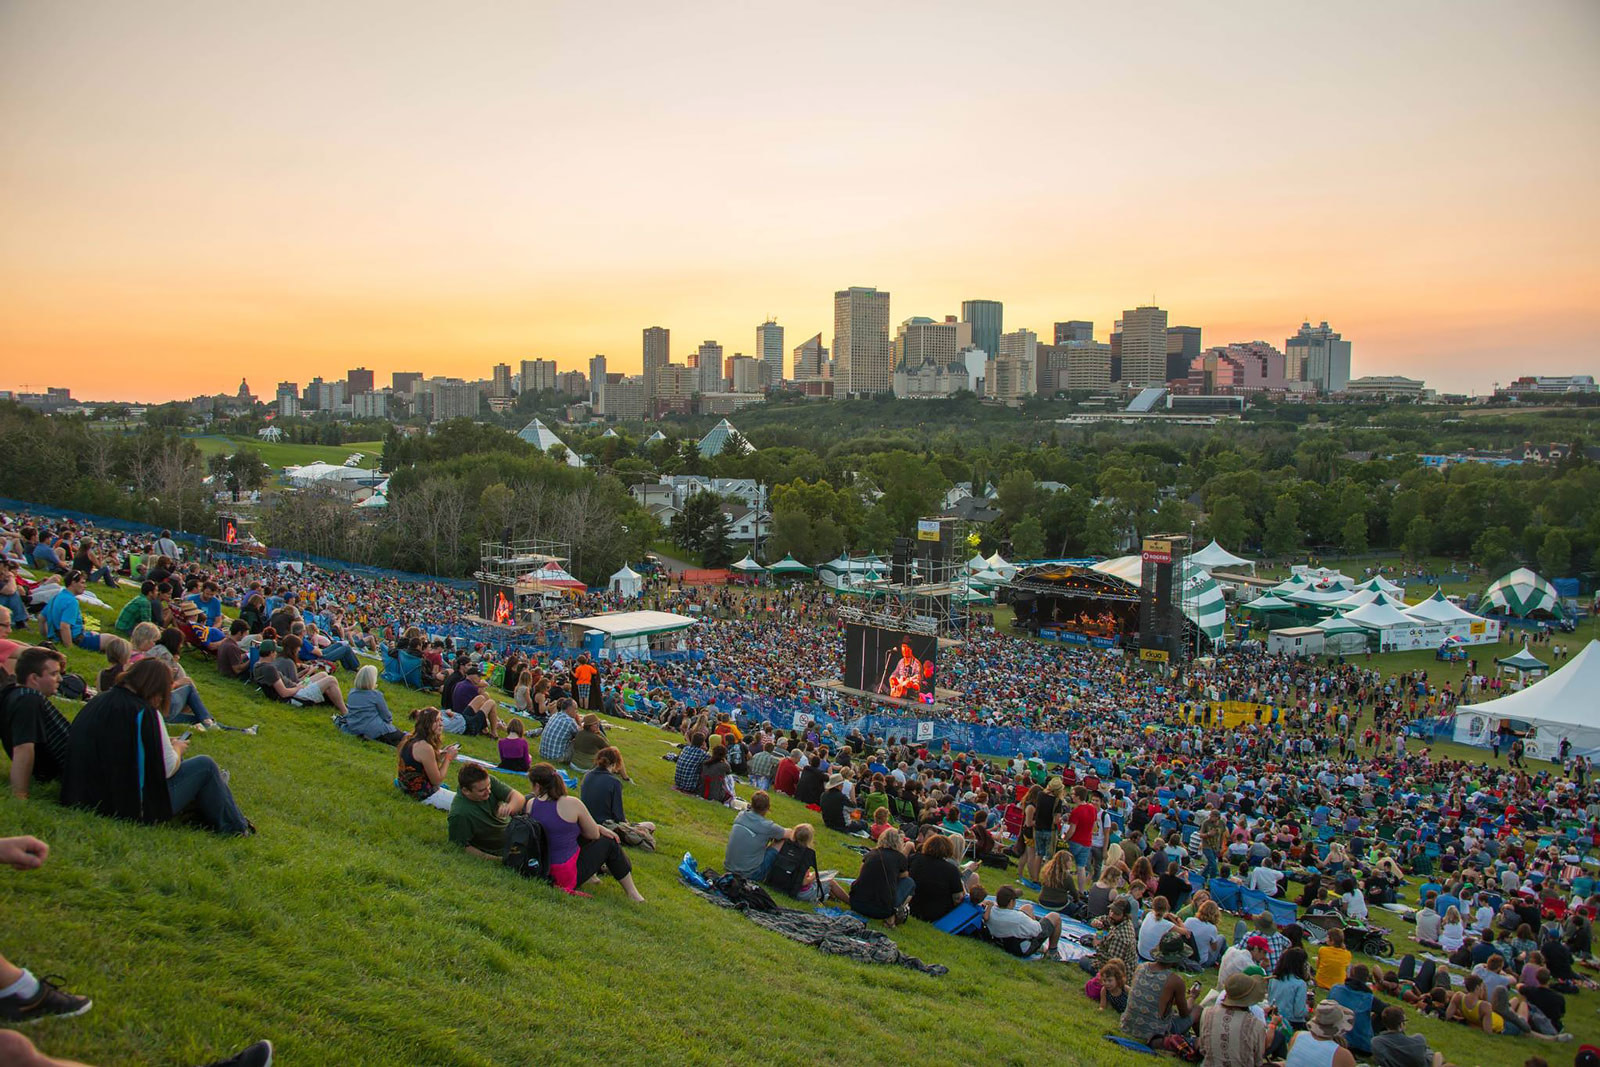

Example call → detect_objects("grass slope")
2 580 1595 1066
184 435 386 470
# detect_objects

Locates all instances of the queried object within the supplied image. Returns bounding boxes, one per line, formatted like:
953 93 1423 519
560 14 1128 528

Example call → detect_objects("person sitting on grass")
250 639 347 714
1121 929 1203 1047
867 806 893 842
850 827 916 925
337 665 403 745
1371 1003 1455 1067
1087 957 1130 1013
216 620 251 681
40 571 101 652
764 822 850 905
1313 927 1352 991
579 746 654 838
395 707 460 811
1198 971 1273 1067
537 697 581 764
1284 1001 1358 1067
0 648 71 799
524 762 645 902
724 790 793 881
447 763 525 862
820 773 870 835
62 659 253 836
699 743 733 804
569 713 609 773
114 580 162 635
1037 849 1078 912
496 718 531 773
673 730 710 795
908 832 980 923
982 882 1064 957
95 636 131 692
449 664 506 739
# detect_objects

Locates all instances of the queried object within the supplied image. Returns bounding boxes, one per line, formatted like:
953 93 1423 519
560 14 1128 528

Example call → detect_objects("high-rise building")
655 364 697 414
392 371 423 394
275 382 299 418
1166 326 1202 383
347 368 374 396
588 355 607 415
1054 321 1094 345
987 328 1038 401
301 377 328 411
1117 306 1169 387
556 370 588 398
694 341 724 394
756 319 784 385
352 390 390 419
833 286 892 396
429 378 480 422
728 355 763 394
520 359 557 394
893 317 963 369
792 333 827 379
642 327 670 406
961 300 1003 365
492 363 513 398
606 375 647 420
1287 321 1352 393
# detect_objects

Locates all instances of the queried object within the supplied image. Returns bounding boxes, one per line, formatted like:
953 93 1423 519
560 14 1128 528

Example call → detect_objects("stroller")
1299 906 1394 958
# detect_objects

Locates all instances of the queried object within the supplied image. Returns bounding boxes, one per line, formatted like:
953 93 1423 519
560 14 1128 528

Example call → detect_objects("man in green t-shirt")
447 764 525 860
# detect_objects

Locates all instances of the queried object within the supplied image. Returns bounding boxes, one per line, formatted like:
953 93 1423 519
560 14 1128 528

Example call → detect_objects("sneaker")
191 721 207 733
199 1039 273 1067
0 975 93 1024
244 725 259 736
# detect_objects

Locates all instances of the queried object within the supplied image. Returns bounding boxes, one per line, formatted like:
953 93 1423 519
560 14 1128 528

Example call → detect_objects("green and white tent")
1480 567 1565 618
1091 555 1229 646
766 554 814 577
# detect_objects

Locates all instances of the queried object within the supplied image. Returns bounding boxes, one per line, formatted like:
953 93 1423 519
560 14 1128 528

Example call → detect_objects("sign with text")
916 721 935 742
917 519 941 542
792 712 814 731
1139 647 1170 663
1141 538 1173 564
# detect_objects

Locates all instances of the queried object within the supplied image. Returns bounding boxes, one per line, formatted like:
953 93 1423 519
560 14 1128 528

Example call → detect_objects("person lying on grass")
524 762 645 902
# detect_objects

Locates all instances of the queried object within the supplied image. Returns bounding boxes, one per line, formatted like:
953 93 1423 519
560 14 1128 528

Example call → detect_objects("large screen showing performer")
843 623 937 703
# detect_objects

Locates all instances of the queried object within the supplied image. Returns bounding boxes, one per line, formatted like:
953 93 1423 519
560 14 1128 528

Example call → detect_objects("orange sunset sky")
2 0 1597 401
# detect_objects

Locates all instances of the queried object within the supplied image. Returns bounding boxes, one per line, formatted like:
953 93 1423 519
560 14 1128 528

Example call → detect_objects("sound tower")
1138 535 1189 665
891 536 912 585
914 517 954 580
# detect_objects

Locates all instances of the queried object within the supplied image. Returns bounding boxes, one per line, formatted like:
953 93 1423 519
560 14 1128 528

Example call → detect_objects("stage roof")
564 610 697 638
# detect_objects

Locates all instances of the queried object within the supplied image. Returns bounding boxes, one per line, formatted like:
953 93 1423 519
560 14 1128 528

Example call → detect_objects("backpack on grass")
713 872 779 912
502 813 551 881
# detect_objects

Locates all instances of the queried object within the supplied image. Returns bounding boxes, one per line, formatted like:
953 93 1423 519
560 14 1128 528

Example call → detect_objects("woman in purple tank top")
525 763 646 902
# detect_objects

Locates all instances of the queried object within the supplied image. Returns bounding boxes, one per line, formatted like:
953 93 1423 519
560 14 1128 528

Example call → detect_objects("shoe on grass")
191 721 207 733
244 726 259 736
0 975 93 1024
199 1039 273 1067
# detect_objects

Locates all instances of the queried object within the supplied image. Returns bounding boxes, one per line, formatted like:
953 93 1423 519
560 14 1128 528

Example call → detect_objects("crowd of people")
2 510 1598 1066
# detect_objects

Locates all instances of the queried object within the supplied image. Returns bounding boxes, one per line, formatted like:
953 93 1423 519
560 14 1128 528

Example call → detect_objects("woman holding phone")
396 707 459 810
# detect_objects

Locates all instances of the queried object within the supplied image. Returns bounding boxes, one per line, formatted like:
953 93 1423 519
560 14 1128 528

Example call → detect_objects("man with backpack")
449 764 526 861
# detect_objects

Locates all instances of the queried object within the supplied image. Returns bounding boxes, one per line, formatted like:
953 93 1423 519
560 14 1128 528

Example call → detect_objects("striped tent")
1091 555 1229 645
1480 567 1565 619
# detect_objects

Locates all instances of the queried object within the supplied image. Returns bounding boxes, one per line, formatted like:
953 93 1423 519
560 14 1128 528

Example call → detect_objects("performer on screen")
887 641 924 699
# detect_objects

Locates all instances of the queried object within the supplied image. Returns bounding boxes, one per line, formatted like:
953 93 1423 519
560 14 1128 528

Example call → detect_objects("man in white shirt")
1248 858 1283 897
982 884 1061 956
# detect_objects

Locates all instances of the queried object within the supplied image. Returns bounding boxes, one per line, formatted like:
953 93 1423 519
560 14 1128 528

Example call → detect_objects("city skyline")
2 1 1597 401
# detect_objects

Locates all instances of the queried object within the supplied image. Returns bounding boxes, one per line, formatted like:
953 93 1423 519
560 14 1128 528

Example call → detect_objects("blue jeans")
1 590 28 625
894 877 915 909
1203 848 1220 878
72 630 102 652
752 846 781 881
166 683 212 723
168 755 249 835
324 642 360 671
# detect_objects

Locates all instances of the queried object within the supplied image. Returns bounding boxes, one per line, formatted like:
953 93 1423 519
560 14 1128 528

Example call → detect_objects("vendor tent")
1452 641 1600 759
1340 592 1415 630
966 553 989 573
1497 647 1548 674
608 564 643 598
767 554 814 577
730 554 766 574
1314 614 1372 654
984 552 1018 580
1241 594 1299 613
1404 591 1482 624
1190 540 1254 572
517 561 587 594
1480 568 1565 618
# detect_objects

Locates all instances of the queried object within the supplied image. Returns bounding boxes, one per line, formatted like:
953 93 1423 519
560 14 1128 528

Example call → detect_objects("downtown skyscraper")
756 319 784 386
833 286 891 396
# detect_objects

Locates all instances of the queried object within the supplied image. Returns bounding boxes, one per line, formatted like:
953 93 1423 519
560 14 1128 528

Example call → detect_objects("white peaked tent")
608 564 643 598
730 554 766 574
1314 614 1372 654
967 553 989 573
1405 591 1482 624
985 552 1018 579
1453 641 1600 759
1190 540 1254 572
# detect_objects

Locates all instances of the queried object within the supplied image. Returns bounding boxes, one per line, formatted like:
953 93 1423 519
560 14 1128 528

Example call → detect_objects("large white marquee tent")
1452 641 1600 760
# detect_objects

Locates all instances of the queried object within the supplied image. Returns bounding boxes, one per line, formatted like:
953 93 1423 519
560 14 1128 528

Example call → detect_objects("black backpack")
762 840 811 898
713 872 779 912
502 813 551 881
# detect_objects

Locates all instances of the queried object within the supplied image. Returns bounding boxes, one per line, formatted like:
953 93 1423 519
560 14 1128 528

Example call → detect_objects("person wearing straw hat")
1121 930 1203 1047
1284 1000 1356 1067
1198 971 1272 1067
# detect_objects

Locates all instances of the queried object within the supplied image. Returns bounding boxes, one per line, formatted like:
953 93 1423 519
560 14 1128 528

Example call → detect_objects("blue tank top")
526 797 582 865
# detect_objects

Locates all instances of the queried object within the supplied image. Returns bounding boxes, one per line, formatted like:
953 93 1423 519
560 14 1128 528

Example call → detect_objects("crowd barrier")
0 496 207 549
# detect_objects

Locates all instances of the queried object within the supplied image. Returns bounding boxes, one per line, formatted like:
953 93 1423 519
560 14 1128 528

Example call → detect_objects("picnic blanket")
688 884 947 976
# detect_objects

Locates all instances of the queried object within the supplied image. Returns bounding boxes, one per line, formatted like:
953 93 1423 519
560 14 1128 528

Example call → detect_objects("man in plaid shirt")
537 698 581 763
1 648 72 799
673 732 711 795
1080 898 1140 973
1247 912 1290 974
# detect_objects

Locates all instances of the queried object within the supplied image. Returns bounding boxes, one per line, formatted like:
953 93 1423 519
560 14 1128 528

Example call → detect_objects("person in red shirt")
1065 786 1099 892
773 750 801 796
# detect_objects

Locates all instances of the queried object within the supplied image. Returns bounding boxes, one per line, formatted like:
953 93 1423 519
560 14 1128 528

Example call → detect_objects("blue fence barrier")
0 496 208 549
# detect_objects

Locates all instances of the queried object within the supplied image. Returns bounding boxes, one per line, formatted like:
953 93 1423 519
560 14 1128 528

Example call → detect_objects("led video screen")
843 623 937 704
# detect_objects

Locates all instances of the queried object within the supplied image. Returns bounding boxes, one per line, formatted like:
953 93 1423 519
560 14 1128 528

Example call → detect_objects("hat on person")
1221 971 1268 1008
1574 1045 1600 1067
826 774 845 790
1152 930 1193 965
1245 935 1270 953
258 639 277 655
1307 1000 1353 1040
465 663 482 676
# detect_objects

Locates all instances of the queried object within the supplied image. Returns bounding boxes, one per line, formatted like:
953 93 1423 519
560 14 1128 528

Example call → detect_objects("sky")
2 0 1597 402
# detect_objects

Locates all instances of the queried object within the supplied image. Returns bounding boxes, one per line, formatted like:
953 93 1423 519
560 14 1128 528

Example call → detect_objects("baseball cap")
1245 935 1270 951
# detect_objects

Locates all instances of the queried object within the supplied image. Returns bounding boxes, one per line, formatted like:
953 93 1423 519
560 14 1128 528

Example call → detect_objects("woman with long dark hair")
396 707 459 811
525 762 645 901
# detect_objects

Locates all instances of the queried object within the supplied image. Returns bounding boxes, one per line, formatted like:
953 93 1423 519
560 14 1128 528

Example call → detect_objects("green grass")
184 435 387 469
2 579 1597 1065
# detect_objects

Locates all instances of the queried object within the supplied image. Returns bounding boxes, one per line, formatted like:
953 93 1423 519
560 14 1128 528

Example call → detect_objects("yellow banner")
1139 648 1170 662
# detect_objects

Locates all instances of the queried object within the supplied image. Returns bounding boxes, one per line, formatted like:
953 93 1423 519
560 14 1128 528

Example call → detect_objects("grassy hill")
184 435 387 470
2 579 1595 1065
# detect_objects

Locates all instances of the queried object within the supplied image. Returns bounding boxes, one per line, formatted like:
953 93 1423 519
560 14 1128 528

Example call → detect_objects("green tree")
1082 503 1121 556
1206 493 1251 550
1010 515 1045 560
995 469 1037 527
1262 494 1301 557
1538 527 1572 578
670 491 723 557
1340 512 1368 554
1403 515 1434 561
1472 524 1516 575
701 510 733 568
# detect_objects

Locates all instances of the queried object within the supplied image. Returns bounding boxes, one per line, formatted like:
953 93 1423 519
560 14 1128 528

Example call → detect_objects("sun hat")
1307 1000 1353 1040
1153 930 1193 965
1221 972 1268 1008
826 774 845 790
